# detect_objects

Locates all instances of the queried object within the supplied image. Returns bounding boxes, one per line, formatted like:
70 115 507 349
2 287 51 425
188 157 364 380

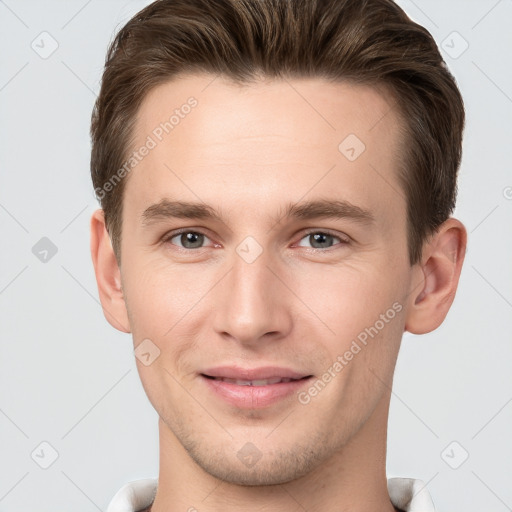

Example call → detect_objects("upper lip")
201 366 311 380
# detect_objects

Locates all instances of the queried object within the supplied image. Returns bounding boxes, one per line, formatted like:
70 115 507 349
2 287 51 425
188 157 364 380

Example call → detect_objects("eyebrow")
279 199 375 224
141 198 375 226
142 200 222 225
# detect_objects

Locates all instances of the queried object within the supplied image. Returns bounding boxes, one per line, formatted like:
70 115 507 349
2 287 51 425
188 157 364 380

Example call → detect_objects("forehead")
136 74 399 151
126 73 406 230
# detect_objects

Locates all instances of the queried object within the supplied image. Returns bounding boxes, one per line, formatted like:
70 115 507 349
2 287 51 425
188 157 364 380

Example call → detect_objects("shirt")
106 477 436 511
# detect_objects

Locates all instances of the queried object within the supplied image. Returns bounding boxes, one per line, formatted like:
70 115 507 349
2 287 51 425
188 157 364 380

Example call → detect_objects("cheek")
292 262 403 339
122 258 206 413
121 256 215 387
291 261 407 397
122 255 208 333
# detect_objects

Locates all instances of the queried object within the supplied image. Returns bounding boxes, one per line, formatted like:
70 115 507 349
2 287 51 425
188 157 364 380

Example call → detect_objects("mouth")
201 374 312 386
199 371 314 409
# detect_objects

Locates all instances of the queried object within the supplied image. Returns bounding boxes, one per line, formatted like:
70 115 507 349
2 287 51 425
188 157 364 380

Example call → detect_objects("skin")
90 74 466 512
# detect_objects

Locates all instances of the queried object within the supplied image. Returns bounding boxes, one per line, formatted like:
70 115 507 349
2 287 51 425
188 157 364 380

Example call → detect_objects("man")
89 0 466 510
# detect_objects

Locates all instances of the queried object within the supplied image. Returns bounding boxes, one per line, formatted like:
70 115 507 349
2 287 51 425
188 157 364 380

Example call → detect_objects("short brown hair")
90 0 465 265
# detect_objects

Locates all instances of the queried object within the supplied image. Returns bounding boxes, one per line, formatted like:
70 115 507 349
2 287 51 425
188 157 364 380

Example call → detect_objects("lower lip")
200 375 313 409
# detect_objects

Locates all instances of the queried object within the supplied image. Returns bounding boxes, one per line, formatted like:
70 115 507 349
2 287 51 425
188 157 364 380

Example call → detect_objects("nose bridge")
232 250 272 306
212 245 291 343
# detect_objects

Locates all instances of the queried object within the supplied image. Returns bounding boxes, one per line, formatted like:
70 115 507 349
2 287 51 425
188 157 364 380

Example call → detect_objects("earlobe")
90 209 131 333
405 218 467 335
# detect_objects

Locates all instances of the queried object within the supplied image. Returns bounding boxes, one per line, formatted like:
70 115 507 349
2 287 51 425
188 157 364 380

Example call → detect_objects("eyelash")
162 228 350 251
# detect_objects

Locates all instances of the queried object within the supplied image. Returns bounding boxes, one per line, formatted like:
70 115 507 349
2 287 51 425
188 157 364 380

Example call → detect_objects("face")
117 74 416 485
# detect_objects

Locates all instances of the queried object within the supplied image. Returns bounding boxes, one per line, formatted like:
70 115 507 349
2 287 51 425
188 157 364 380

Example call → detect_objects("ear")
90 209 131 333
405 218 467 334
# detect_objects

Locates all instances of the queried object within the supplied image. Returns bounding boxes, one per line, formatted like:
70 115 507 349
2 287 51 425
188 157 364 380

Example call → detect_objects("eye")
165 230 213 249
296 231 347 249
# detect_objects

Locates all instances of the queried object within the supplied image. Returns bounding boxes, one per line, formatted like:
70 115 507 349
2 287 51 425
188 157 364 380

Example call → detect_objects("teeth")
212 377 295 386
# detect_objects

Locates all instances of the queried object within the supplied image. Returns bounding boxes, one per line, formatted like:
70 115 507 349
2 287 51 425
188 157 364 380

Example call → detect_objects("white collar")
106 477 435 511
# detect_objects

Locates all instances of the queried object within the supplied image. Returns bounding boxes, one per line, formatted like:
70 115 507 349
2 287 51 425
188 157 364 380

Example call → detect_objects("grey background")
0 0 511 510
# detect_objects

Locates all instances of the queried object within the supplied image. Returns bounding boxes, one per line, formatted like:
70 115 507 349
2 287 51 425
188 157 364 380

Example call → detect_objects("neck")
150 393 397 512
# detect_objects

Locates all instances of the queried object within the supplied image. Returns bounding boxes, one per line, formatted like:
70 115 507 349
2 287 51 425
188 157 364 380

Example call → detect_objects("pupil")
311 233 332 248
182 232 203 248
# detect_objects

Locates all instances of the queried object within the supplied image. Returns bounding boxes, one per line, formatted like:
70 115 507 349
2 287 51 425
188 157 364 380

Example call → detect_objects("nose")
212 248 293 347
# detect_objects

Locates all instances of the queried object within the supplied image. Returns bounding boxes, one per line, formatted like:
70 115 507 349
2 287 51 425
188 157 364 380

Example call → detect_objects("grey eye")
171 231 207 249
298 232 340 249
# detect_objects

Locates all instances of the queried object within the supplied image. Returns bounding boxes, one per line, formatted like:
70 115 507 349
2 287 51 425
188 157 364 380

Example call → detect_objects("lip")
201 365 310 381
200 366 313 409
